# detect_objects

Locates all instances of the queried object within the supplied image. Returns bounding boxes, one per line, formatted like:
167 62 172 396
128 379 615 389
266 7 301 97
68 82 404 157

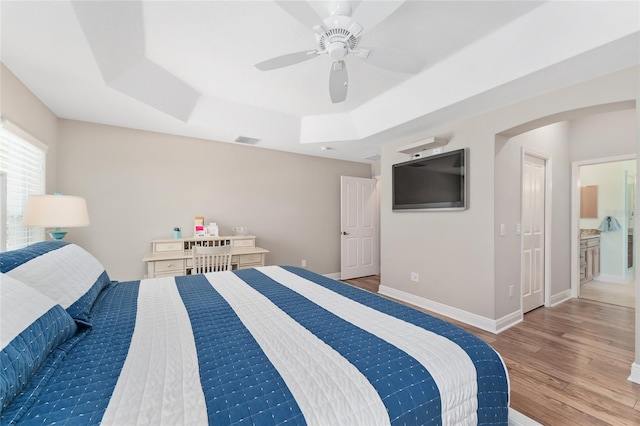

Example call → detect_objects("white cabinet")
144 235 269 278
580 236 600 284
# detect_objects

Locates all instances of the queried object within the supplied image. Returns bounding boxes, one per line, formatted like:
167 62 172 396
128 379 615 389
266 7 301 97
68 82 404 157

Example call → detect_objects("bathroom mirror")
580 185 598 218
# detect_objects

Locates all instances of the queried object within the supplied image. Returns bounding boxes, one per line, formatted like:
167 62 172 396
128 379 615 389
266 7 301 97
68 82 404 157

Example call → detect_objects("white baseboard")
323 272 341 280
379 285 521 333
628 362 640 384
496 310 523 333
509 408 542 426
550 289 571 306
344 281 574 334
594 273 634 284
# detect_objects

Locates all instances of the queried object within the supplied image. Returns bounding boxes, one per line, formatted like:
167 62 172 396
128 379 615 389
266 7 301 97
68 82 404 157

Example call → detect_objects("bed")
1 241 509 425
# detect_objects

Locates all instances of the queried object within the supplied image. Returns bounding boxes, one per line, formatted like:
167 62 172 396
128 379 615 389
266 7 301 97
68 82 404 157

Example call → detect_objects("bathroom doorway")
575 157 636 308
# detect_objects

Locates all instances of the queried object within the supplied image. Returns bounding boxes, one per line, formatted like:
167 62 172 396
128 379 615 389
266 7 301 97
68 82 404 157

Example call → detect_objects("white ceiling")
1 1 638 163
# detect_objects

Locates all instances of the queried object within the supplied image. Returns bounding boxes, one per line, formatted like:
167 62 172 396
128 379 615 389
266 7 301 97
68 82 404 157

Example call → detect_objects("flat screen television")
392 148 467 211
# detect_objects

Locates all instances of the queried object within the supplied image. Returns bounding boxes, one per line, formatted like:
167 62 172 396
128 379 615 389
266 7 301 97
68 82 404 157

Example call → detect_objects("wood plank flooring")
342 275 640 425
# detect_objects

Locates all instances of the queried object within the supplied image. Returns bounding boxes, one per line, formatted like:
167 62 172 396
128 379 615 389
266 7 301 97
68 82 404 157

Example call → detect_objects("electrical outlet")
509 285 514 298
411 272 419 282
301 259 307 268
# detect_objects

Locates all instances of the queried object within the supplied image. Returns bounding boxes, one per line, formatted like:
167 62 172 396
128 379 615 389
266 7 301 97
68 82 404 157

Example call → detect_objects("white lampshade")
23 194 90 228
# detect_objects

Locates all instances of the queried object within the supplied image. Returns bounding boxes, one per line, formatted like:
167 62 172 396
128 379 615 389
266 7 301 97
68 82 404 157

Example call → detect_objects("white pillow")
0 274 60 348
4 242 111 323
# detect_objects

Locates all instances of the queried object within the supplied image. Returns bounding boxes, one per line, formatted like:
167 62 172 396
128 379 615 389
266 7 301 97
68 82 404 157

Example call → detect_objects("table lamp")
23 192 90 240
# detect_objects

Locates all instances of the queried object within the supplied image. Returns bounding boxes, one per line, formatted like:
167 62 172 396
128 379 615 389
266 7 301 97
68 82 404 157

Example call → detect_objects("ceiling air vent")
234 136 261 145
365 154 381 161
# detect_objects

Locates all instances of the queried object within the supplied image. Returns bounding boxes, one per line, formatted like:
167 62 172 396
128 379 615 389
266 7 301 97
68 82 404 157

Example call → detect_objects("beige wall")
380 66 639 322
1 60 372 282
495 122 572 318
570 109 637 161
494 109 636 319
0 63 58 191
56 120 371 280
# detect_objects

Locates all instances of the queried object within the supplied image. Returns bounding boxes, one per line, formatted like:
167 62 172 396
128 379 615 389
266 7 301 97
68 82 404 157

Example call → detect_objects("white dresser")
143 235 269 278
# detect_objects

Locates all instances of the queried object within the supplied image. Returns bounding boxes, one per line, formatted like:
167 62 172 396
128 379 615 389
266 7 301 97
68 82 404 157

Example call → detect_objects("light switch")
500 224 506 236
516 223 521 235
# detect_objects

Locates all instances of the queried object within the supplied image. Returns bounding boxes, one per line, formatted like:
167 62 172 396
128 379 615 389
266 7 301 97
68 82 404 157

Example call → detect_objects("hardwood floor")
342 275 640 425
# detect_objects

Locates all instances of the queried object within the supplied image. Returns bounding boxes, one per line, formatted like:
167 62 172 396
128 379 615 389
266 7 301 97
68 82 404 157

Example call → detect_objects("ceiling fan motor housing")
327 1 352 18
317 27 359 57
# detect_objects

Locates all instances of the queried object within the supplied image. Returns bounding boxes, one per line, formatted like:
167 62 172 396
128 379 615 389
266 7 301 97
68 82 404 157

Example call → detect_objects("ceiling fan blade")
350 0 404 36
357 46 425 74
255 50 319 71
275 0 325 32
329 60 348 103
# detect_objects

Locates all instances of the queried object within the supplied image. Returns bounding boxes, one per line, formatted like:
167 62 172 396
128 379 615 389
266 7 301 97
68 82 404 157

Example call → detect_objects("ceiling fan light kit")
329 60 348 103
255 0 424 104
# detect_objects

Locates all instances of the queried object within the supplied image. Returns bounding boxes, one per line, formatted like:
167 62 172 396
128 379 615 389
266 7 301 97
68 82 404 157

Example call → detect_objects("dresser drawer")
239 254 262 265
233 238 255 248
154 259 184 273
154 271 184 278
154 242 183 253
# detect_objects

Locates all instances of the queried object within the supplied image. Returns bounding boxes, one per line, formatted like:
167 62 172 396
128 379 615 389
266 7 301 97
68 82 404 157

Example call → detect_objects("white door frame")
570 154 636 298
340 176 379 279
521 148 552 310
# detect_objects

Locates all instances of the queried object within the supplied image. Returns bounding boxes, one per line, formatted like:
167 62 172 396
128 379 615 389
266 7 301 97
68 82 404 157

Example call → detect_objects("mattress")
2 258 509 425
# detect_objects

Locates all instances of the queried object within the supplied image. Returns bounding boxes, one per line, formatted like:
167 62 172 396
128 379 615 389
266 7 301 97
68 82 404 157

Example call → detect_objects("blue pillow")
1 242 112 324
0 274 77 411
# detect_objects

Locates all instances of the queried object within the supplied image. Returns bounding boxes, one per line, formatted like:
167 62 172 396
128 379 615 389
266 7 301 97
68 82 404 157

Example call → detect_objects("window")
0 119 47 251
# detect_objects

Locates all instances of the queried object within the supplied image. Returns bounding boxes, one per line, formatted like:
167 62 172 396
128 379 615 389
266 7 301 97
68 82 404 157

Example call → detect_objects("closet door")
522 154 546 313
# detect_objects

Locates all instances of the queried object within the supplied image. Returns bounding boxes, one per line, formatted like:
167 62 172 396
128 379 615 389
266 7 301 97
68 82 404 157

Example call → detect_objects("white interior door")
522 154 546 313
340 176 378 279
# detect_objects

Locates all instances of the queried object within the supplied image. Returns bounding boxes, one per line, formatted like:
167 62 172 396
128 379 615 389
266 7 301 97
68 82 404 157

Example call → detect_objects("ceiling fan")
255 0 425 103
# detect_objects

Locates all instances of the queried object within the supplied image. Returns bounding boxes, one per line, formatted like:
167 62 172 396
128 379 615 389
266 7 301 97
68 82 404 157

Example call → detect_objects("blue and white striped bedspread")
5 266 509 425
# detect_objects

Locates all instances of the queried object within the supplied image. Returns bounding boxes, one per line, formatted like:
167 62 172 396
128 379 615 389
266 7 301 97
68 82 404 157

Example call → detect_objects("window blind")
0 121 46 251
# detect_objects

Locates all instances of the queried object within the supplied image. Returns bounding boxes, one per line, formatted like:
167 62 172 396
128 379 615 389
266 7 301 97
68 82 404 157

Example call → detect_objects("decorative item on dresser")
143 235 269 278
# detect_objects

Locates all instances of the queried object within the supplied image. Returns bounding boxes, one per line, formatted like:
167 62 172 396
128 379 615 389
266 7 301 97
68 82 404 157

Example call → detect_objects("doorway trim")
521 148 553 310
570 154 636 298
340 176 379 280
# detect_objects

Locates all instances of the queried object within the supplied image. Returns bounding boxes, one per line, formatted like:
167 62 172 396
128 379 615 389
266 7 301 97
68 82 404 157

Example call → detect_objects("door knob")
342 231 349 235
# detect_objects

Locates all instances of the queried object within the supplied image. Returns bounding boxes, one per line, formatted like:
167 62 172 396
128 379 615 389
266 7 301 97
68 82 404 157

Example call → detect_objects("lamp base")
49 228 67 240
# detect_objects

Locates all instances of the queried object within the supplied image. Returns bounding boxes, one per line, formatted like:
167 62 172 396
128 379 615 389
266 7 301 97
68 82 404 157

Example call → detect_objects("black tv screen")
392 148 467 211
